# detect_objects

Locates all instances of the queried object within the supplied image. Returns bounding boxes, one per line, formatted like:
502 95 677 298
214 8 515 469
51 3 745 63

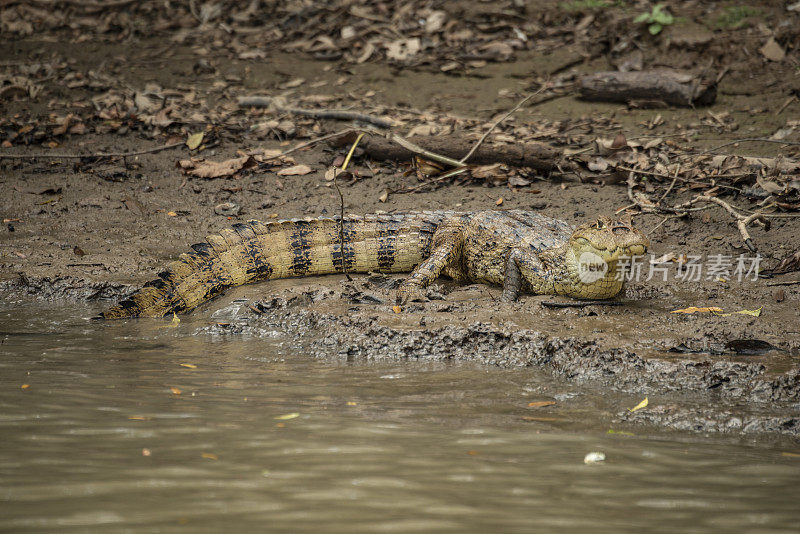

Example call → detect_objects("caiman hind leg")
500 248 547 302
396 226 465 305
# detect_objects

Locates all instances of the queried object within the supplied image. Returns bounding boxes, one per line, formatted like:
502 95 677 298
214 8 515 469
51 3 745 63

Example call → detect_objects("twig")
258 129 354 167
615 165 744 192
658 164 680 204
387 133 464 168
647 214 687 235
0 141 184 160
688 195 768 252
396 166 470 194
459 87 544 164
766 280 800 287
541 300 624 308
237 96 396 129
690 137 800 157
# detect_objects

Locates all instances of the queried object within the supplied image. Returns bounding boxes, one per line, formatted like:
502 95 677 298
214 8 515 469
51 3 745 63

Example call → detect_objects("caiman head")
570 216 649 263
561 216 649 298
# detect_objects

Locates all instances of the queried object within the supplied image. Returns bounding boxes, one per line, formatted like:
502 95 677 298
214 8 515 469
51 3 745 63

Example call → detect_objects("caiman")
102 210 648 319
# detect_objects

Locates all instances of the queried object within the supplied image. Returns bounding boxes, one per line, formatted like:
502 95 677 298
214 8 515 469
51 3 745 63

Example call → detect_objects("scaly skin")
101 210 648 319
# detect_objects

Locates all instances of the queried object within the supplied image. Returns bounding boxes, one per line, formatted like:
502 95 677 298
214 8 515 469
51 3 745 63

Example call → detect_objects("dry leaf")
386 38 421 61
274 413 300 420
760 37 785 62
201 452 219 460
670 306 723 314
180 363 197 369
629 397 648 412
277 164 313 176
186 156 256 179
716 307 763 318
186 132 204 150
170 387 182 395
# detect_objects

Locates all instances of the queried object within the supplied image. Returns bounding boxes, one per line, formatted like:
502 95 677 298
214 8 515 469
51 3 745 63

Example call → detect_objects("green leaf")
649 23 662 35
634 13 650 23
654 12 673 24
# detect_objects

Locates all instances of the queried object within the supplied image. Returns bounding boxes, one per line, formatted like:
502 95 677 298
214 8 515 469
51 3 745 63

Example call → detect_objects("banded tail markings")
225 224 273 283
102 213 448 319
376 217 400 272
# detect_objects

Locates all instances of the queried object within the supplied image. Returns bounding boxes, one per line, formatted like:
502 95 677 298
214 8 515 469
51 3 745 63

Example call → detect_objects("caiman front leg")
501 248 547 302
396 226 464 305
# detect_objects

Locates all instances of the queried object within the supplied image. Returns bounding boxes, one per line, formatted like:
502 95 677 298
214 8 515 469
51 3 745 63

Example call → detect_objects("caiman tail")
101 214 441 319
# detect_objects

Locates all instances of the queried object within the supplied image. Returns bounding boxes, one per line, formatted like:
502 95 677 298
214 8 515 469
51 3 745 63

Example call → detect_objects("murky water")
2 298 799 533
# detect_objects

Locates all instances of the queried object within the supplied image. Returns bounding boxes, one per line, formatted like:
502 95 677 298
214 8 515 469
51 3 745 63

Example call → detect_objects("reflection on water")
1 299 799 533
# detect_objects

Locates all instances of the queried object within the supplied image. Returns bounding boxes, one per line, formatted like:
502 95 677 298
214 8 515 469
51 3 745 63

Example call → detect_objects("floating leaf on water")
275 413 300 420
180 363 197 369
782 452 800 458
142 448 151 456
527 401 556 408
584 452 606 464
170 387 182 395
201 452 219 460
129 415 150 421
21 384 30 390
346 401 358 406
629 397 648 412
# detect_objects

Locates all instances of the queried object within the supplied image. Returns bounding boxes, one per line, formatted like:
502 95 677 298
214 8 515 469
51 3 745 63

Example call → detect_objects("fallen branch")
331 131 561 172
237 96 396 129
0 141 184 160
579 70 716 107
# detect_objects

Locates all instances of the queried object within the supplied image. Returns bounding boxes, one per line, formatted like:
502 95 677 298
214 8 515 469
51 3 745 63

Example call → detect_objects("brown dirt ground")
1 0 799 433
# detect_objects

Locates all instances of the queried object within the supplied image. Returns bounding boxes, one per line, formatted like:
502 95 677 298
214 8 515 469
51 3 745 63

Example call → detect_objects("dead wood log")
579 70 716 107
331 132 562 172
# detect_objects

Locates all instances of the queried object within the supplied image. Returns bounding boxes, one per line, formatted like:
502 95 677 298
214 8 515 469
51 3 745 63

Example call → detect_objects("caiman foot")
396 283 428 305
